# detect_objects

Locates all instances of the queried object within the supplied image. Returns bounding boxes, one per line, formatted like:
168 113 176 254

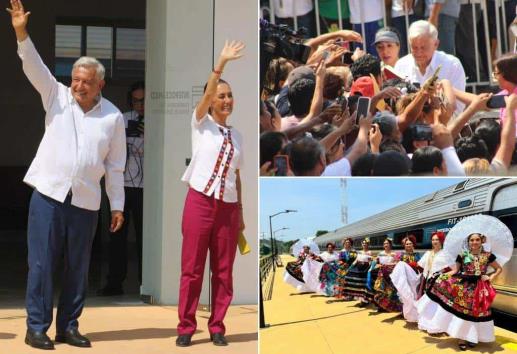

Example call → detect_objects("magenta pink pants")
177 188 240 335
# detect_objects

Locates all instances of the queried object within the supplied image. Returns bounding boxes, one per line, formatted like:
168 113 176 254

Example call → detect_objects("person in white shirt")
8 0 126 350
98 81 145 297
395 20 466 113
176 40 245 348
348 0 385 55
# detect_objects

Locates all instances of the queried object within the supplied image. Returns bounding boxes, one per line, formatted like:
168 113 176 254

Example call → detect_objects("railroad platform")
0 292 257 354
261 255 517 354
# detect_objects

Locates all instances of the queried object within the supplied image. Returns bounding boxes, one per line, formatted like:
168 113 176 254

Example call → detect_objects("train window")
458 199 473 208
497 214 517 247
453 180 468 192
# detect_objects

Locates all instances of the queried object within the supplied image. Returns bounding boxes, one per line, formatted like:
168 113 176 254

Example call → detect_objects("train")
314 178 517 317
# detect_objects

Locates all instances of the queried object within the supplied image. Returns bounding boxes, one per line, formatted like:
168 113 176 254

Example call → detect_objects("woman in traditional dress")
317 243 343 296
335 238 358 300
417 232 503 350
284 245 313 291
391 231 446 322
341 238 374 305
372 238 402 312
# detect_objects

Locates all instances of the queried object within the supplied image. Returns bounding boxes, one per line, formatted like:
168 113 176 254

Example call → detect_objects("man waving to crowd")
7 0 126 349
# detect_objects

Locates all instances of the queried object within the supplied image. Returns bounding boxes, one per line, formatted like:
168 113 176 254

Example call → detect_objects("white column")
142 0 258 305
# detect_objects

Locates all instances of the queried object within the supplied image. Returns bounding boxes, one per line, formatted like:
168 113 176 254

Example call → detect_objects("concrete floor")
0 295 258 354
261 255 517 354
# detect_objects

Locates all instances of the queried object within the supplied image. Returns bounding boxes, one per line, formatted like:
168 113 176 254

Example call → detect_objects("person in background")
273 0 316 38
427 0 461 55
98 81 145 296
374 27 402 68
348 0 385 55
318 0 351 34
391 0 417 57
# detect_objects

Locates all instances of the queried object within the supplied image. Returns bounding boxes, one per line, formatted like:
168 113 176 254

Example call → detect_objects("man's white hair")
72 56 106 80
408 20 438 41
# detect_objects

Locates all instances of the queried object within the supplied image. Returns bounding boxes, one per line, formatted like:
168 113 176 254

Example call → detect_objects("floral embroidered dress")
318 252 340 296
341 250 374 301
417 251 498 343
373 251 401 312
335 249 358 298
285 252 309 283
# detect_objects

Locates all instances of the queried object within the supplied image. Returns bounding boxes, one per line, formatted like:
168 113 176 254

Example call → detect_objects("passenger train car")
315 178 517 317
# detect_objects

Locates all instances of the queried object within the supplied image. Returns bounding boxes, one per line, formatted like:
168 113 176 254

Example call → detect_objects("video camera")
260 19 312 91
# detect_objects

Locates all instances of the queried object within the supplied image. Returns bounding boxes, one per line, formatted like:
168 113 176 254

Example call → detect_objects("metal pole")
270 0 275 24
337 0 343 30
405 8 410 54
293 0 298 31
495 0 502 58
315 0 321 36
473 1 481 91
360 0 366 50
269 215 275 257
482 0 495 85
259 272 267 328
502 0 509 53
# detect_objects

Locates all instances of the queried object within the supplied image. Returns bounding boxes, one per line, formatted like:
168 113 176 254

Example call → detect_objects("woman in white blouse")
176 40 246 348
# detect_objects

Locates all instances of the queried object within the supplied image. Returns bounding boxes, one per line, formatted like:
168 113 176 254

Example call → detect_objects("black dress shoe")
55 329 91 347
210 332 228 346
25 330 54 350
96 285 124 296
175 334 192 347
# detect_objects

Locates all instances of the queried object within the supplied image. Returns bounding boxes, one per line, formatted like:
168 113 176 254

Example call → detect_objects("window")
54 22 145 80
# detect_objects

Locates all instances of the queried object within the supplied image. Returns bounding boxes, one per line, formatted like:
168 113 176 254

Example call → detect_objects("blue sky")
260 178 465 241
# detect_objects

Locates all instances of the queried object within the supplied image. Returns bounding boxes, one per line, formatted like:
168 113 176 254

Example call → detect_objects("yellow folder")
238 232 251 255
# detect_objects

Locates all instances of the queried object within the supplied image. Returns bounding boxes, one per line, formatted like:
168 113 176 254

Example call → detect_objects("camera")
410 124 433 141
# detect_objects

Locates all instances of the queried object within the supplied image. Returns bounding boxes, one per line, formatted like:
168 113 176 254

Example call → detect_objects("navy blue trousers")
26 190 98 333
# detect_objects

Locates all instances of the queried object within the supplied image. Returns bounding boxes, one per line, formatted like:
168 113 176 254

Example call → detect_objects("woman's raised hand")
219 40 245 63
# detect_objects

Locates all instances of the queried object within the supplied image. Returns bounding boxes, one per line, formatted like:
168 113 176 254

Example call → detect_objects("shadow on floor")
191 332 258 345
86 328 180 342
424 335 506 353
0 332 16 339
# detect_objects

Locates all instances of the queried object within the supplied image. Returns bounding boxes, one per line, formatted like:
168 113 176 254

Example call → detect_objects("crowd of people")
260 18 517 176
282 215 512 351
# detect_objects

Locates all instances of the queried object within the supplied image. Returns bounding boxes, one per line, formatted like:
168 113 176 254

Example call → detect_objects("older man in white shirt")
395 20 466 112
8 0 126 350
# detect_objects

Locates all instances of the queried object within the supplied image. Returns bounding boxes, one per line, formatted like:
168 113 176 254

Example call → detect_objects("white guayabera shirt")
17 37 126 211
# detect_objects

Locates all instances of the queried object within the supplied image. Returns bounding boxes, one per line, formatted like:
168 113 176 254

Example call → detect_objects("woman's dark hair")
373 151 410 176
310 123 335 141
127 81 145 108
323 73 344 100
350 54 381 81
289 136 324 176
494 53 517 85
352 153 376 176
326 242 335 248
288 78 315 117
384 238 393 246
455 135 490 162
264 58 293 96
474 120 501 160
260 131 287 166
411 146 443 174
203 78 229 93
467 233 486 243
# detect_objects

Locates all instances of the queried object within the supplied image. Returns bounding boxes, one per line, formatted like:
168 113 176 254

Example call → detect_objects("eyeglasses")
491 70 501 79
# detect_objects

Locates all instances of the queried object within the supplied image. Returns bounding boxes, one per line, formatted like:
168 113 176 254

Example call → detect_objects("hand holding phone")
356 97 371 124
274 155 289 176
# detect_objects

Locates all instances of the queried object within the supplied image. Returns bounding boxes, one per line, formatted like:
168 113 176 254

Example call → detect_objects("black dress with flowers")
322 250 357 297
426 251 496 322
286 252 309 283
